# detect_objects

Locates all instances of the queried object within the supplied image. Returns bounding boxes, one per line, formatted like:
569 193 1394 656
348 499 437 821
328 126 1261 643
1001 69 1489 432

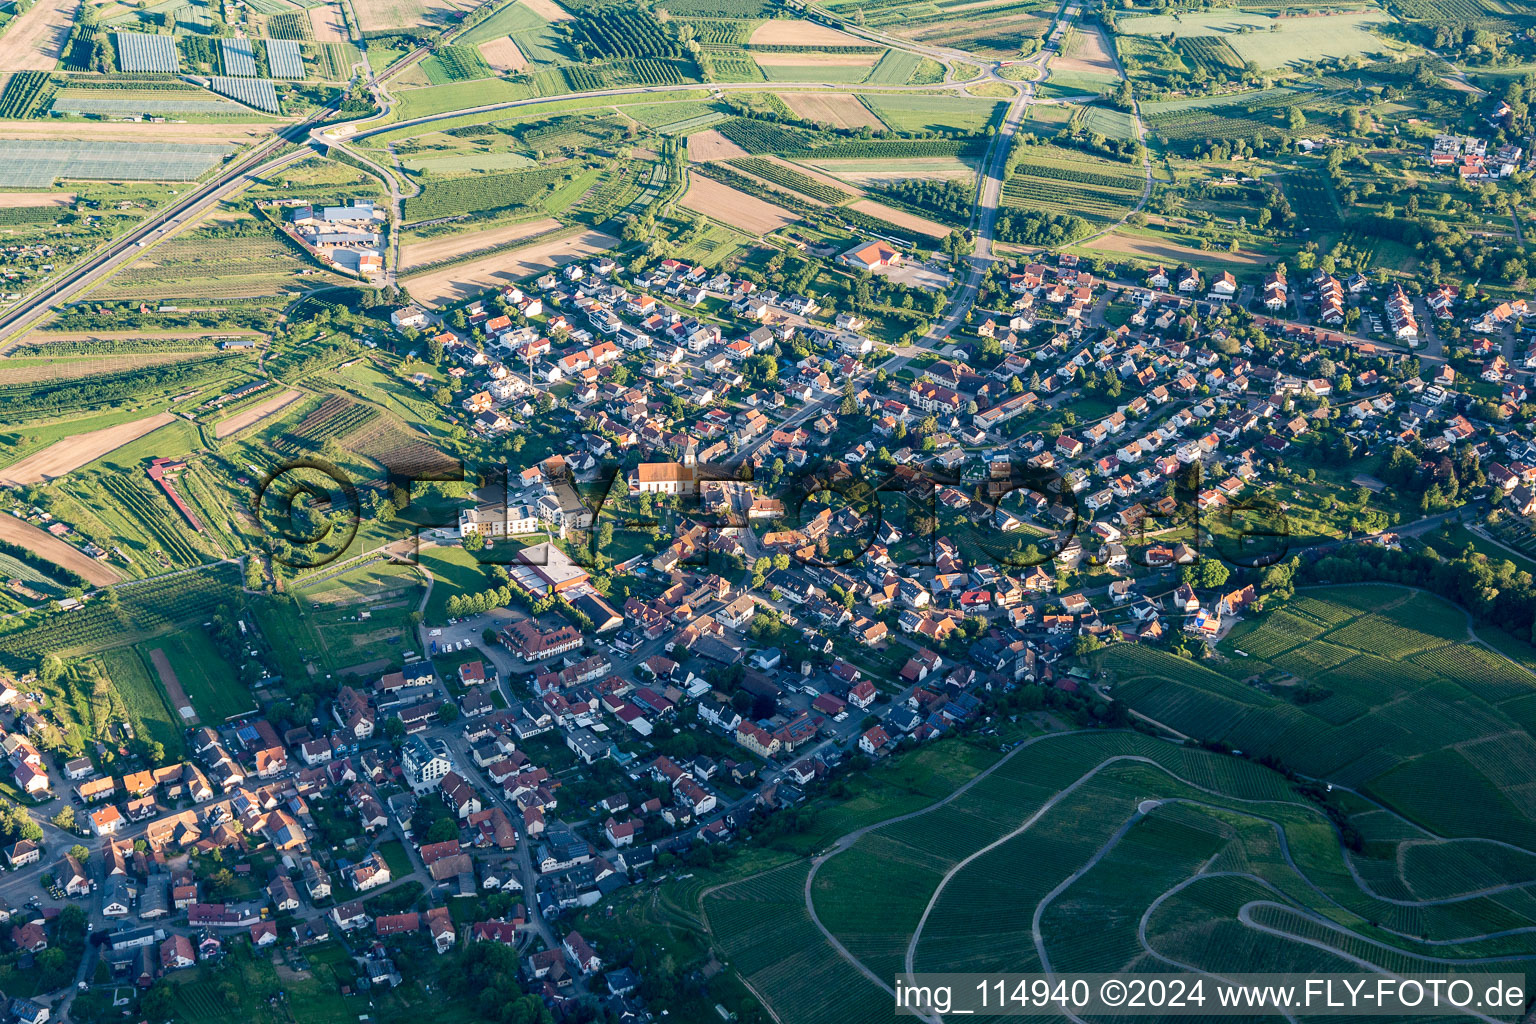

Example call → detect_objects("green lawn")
139 628 254 724
98 646 188 760
860 95 1006 134
378 839 414 879
417 542 510 624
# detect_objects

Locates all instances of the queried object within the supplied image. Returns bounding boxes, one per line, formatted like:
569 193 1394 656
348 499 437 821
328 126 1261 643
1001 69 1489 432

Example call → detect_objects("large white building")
403 736 455 793
459 503 541 539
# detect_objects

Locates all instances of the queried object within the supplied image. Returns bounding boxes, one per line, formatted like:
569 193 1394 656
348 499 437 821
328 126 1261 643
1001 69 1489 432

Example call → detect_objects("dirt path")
0 512 120 586
147 647 198 724
214 388 302 439
0 411 176 485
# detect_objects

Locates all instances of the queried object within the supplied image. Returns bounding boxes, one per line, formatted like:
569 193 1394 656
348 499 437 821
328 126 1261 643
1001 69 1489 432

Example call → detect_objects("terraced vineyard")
275 394 378 453
1115 586 1536 848
699 727 1535 1024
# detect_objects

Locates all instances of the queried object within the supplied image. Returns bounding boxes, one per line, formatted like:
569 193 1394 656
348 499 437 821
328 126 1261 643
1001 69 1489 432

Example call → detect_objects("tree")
140 984 175 1020
69 844 89 864
51 805 75 831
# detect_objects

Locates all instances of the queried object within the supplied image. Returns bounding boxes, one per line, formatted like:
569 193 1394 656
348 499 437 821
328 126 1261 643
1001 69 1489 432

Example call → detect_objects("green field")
860 94 1005 134
416 543 507 624
255 558 425 677
98 646 189 760
138 628 253 724
1117 10 1398 68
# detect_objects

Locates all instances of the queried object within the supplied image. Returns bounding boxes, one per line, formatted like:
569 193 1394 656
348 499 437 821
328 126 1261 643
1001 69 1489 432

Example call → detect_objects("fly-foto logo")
250 453 1293 572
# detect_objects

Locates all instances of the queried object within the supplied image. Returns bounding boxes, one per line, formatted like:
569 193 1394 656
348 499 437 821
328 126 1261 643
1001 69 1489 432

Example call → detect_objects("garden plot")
1056 24 1118 76
686 128 750 161
353 0 461 32
521 0 571 19
0 513 120 586
478 35 527 71
848 198 949 238
803 154 976 185
399 215 561 269
0 192 75 207
214 388 303 439
308 3 350 41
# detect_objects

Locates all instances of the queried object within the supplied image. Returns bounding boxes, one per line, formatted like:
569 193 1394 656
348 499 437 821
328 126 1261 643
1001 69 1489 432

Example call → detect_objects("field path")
0 512 120 586
147 646 198 724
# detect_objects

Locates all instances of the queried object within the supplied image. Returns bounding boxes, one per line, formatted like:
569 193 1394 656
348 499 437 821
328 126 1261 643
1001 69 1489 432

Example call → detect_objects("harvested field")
753 51 879 67
681 175 799 234
521 0 572 19
1056 25 1118 76
399 215 561 268
353 0 458 33
0 513 120 586
1082 230 1266 265
309 3 350 42
479 35 527 71
0 411 177 486
0 0 81 71
0 192 75 208
849 198 949 238
0 352 205 386
0 122 279 143
214 388 303 439
779 92 884 130
146 646 197 723
405 228 617 306
687 128 750 162
750 18 867 46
